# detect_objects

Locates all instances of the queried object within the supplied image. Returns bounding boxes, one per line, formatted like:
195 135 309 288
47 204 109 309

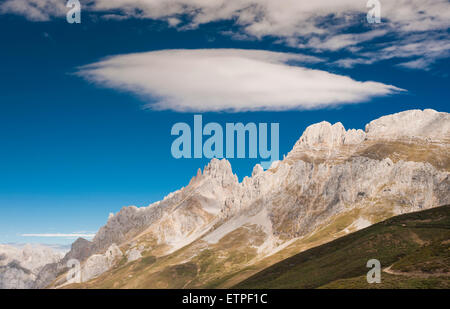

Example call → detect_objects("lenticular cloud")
78 49 404 112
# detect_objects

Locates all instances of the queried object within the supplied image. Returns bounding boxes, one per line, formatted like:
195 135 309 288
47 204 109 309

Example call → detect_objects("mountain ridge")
9 108 448 289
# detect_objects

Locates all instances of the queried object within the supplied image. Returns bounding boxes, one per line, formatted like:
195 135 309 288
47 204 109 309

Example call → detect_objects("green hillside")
234 205 450 289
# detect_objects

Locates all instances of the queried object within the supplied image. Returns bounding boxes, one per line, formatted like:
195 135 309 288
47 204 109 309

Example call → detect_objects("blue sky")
0 0 449 245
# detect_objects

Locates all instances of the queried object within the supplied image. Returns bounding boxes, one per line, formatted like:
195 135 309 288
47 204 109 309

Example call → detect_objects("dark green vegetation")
235 205 450 289
319 273 449 289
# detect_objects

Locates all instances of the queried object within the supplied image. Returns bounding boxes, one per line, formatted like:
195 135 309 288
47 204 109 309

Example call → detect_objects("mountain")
0 244 65 289
235 204 450 289
26 109 450 289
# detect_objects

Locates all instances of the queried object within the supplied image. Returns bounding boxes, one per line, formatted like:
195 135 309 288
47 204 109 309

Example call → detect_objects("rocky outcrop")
294 121 366 149
32 237 94 289
80 244 122 282
365 109 450 141
126 247 142 262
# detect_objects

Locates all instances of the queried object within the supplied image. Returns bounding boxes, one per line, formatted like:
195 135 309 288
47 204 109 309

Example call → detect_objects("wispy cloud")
1 0 449 70
78 49 404 112
0 0 66 21
334 32 450 70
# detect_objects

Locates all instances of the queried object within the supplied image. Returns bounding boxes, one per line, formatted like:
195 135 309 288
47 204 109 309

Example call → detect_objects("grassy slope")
319 273 450 289
354 141 450 172
234 205 450 289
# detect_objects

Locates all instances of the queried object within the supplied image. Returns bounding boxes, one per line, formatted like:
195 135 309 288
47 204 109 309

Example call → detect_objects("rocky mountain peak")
288 121 366 160
66 238 93 262
202 158 238 186
296 121 366 149
251 164 264 177
365 109 450 141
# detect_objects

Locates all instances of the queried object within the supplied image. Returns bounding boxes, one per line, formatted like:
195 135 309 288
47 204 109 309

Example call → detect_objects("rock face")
16 109 450 289
0 244 64 289
294 121 366 149
81 244 123 282
126 247 142 262
366 109 450 140
31 237 96 289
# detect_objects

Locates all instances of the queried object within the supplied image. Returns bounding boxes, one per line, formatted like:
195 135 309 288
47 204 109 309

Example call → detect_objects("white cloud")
22 233 95 238
397 58 433 70
89 0 449 37
0 0 66 21
299 30 389 51
78 49 403 112
333 58 375 69
2 0 448 70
